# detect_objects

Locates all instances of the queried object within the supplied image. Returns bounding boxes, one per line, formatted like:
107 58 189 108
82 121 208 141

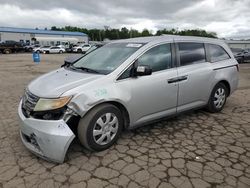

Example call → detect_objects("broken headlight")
34 96 72 111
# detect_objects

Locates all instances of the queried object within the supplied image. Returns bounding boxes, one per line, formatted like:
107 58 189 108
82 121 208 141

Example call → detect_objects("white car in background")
72 44 91 53
42 46 66 54
57 45 66 49
33 46 51 53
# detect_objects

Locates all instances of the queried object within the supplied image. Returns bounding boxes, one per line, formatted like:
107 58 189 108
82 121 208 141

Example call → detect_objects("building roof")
226 40 250 44
0 27 87 36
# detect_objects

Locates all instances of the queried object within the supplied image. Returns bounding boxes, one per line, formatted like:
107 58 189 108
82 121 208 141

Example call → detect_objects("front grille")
22 90 39 117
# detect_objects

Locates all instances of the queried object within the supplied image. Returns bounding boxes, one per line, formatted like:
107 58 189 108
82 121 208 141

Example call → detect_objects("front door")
119 43 178 127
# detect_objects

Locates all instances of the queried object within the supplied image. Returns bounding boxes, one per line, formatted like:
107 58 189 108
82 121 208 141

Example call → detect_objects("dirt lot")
0 53 250 188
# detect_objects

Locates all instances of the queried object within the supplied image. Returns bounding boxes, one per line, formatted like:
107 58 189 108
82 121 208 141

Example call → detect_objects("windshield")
72 43 143 74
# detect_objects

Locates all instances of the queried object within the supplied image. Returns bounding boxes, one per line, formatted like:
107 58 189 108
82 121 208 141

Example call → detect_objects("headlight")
34 96 72 111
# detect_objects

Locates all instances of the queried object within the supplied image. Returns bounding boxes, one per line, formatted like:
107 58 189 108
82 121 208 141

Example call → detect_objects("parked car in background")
231 48 250 63
24 44 41 52
72 44 91 53
0 40 24 54
56 45 66 49
239 49 250 63
65 44 78 53
85 44 104 54
18 36 239 163
42 46 66 54
231 48 244 63
33 46 51 53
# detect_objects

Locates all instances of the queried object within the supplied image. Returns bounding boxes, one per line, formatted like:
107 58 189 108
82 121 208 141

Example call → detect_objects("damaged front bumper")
18 101 75 163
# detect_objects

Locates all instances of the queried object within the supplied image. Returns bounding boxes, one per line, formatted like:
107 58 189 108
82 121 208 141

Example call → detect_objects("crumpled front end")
18 101 75 163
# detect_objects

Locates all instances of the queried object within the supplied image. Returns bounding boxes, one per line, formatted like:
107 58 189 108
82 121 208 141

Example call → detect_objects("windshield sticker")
126 43 142 48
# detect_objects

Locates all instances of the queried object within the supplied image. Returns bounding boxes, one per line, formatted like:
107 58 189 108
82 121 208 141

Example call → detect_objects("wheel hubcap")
93 113 118 145
214 87 226 109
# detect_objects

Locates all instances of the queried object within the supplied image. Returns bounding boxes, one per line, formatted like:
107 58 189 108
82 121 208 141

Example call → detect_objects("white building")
0 27 88 46
226 40 250 50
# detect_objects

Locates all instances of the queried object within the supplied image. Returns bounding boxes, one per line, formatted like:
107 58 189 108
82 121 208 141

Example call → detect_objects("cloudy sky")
0 0 250 39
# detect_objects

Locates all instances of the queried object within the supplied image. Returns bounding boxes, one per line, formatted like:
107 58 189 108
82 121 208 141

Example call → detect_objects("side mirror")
61 55 84 67
135 65 152 76
61 60 72 67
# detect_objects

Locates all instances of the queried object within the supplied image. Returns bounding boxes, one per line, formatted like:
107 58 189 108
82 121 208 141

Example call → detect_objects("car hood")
28 68 103 98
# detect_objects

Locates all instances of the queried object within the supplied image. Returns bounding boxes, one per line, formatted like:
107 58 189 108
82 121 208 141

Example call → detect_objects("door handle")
167 77 179 84
167 76 188 84
178 75 188 82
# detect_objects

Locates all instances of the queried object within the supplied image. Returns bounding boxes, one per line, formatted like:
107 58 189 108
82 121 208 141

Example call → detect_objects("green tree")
141 29 152 37
50 26 217 41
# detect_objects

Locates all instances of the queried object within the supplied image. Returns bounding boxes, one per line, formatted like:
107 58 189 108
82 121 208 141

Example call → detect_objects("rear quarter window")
208 44 230 62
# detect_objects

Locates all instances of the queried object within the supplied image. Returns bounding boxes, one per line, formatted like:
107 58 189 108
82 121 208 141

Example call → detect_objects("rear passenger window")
208 44 230 62
137 43 172 72
178 43 206 66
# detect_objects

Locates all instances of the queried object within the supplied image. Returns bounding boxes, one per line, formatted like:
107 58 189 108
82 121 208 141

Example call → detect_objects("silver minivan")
18 36 239 163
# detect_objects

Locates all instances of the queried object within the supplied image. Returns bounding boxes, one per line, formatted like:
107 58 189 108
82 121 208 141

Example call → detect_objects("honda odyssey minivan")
18 36 239 163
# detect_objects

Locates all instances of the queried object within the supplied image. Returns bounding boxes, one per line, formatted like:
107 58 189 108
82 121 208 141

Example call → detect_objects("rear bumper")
18 101 75 163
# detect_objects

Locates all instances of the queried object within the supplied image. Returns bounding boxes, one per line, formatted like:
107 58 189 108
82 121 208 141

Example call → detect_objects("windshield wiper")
70 65 101 74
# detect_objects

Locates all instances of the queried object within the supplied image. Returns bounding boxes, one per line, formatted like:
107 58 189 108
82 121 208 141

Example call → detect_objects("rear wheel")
207 83 228 113
78 104 123 151
77 49 82 53
59 50 63 54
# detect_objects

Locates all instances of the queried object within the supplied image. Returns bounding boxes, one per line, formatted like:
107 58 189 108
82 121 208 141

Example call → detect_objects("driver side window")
137 43 172 72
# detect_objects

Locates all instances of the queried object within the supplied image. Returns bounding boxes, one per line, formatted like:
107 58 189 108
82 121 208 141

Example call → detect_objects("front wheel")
207 83 228 113
77 104 123 151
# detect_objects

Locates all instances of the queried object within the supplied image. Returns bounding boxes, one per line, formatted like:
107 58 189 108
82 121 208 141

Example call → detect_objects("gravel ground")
0 53 250 188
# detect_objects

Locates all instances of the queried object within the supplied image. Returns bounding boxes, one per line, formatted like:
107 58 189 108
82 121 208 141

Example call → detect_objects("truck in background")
0 40 24 54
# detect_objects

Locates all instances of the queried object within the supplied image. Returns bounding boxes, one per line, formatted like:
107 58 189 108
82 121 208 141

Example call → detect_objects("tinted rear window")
178 43 206 66
208 44 230 62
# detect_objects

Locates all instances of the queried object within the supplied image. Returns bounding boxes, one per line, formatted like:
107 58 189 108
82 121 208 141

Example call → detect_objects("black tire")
78 104 123 151
207 82 228 113
77 49 82 53
59 50 63 54
4 49 11 54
